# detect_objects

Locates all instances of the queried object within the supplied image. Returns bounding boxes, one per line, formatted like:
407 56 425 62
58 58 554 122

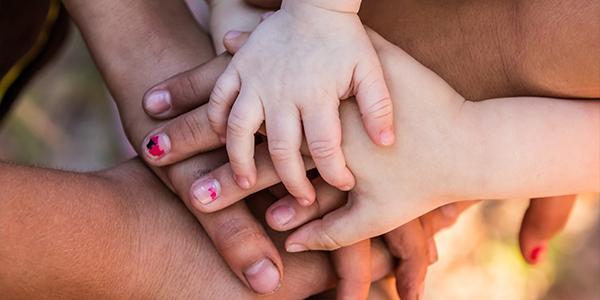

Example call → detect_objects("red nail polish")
530 245 546 264
145 134 170 158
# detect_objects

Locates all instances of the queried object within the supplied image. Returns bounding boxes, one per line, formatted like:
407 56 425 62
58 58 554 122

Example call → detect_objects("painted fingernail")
224 31 242 40
144 133 171 159
234 175 251 189
243 258 281 295
530 243 547 264
379 128 395 146
191 178 221 205
271 204 295 227
144 90 171 115
286 243 308 253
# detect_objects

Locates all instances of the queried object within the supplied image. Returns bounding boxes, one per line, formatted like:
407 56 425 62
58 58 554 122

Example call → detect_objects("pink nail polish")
144 90 171 115
145 133 170 159
191 178 221 205
379 128 395 146
530 244 547 264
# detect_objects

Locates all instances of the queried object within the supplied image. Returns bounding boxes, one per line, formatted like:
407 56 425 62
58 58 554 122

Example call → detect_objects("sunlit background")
0 20 598 300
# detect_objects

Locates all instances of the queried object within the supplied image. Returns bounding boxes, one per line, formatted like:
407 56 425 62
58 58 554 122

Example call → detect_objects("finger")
419 200 479 236
333 240 372 300
226 90 264 189
143 54 231 118
223 31 251 54
384 220 429 300
266 177 346 231
519 195 576 265
352 53 395 147
285 195 381 251
141 105 222 166
301 105 355 191
188 143 315 213
266 107 316 206
166 154 283 295
208 66 241 139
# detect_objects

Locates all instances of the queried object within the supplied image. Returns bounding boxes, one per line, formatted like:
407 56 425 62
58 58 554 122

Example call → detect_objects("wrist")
283 0 362 14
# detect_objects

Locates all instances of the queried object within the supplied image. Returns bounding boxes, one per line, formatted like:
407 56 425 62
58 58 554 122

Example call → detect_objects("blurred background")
1 14 599 300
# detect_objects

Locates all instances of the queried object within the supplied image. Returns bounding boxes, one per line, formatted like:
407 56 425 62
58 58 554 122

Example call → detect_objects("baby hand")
209 1 394 205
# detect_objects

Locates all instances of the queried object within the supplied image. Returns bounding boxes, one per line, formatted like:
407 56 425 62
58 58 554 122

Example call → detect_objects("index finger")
143 53 231 118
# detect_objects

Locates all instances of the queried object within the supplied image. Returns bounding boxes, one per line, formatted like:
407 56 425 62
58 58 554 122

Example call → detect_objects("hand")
206 2 394 205
265 183 577 299
283 28 599 251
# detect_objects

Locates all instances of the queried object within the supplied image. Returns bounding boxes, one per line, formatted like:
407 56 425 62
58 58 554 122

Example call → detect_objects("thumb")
223 31 252 55
285 196 385 251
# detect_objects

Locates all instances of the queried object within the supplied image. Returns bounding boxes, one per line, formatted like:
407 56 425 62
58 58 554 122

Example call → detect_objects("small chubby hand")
209 0 394 206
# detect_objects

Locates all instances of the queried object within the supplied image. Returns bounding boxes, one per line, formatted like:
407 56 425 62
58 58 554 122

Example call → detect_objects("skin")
204 0 395 205
0 159 395 299
138 0 598 298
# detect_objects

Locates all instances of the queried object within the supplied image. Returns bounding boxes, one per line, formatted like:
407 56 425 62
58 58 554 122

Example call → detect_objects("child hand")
209 1 394 205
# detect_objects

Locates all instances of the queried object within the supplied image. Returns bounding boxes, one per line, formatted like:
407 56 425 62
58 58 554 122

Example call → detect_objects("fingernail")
243 258 281 294
297 198 312 206
379 128 395 146
144 133 171 159
144 90 171 115
191 178 221 205
530 243 547 264
286 243 308 253
234 175 251 189
224 31 242 40
271 204 295 227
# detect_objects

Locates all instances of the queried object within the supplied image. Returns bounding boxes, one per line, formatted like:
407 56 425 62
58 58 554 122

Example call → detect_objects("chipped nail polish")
145 133 170 159
191 178 221 205
530 244 547 264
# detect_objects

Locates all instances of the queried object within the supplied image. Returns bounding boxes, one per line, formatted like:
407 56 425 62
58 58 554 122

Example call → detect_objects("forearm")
63 0 214 146
464 98 600 199
0 163 139 298
360 0 600 100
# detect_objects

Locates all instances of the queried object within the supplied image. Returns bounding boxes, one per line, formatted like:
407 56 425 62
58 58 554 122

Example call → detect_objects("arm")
0 160 393 298
62 1 285 294
283 30 600 250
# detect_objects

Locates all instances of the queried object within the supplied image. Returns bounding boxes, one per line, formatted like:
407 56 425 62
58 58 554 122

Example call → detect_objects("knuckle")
182 73 203 101
308 139 339 161
227 113 250 137
214 217 268 251
173 113 205 145
268 139 296 162
209 83 229 107
364 95 393 121
318 221 343 250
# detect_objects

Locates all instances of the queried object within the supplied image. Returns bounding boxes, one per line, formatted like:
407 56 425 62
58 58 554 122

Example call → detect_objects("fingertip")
143 89 172 117
378 126 395 146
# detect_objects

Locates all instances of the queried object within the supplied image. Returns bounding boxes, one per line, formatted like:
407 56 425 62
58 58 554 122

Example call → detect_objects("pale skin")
209 29 600 251
205 0 395 205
